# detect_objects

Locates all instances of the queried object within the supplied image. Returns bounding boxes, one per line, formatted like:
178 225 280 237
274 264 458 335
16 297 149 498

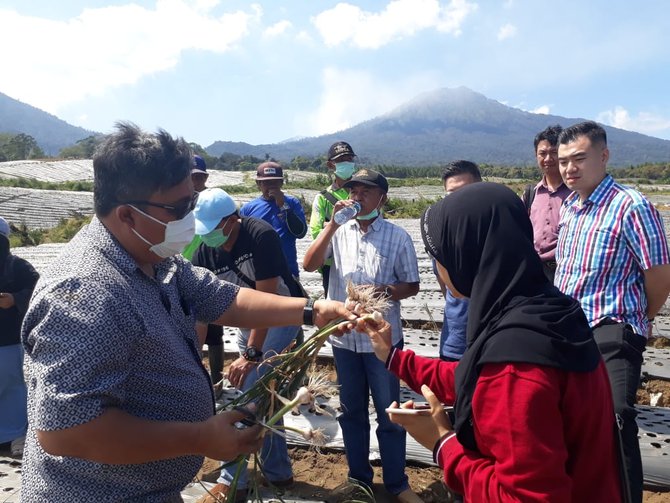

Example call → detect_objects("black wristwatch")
303 298 315 326
242 346 262 362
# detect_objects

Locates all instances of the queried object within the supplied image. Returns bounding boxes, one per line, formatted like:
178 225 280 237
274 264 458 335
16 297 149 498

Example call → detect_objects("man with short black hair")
441 159 481 194
20 122 351 502
523 125 572 281
240 162 307 278
437 161 481 363
555 120 670 503
309 141 356 295
304 169 422 503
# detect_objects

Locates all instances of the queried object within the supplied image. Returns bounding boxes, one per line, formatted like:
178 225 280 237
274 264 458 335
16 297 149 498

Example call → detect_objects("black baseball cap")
342 169 388 193
328 141 356 161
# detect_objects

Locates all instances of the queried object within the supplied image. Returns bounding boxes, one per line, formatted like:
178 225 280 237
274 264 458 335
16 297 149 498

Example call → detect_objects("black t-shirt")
1 253 40 346
192 216 302 298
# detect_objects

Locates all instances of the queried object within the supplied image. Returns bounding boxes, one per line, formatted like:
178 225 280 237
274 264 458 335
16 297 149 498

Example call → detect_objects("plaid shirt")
326 216 419 352
555 175 669 336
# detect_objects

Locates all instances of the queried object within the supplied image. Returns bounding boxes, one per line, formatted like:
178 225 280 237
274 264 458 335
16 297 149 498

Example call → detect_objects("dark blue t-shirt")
239 195 305 277
440 289 469 360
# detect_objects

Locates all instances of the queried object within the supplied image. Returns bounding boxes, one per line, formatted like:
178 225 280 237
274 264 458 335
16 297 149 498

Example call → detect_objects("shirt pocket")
584 228 621 272
361 251 390 283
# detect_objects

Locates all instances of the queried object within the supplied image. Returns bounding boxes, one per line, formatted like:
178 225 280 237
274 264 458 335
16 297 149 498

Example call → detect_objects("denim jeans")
218 324 300 488
0 344 27 443
592 321 646 503
332 345 409 496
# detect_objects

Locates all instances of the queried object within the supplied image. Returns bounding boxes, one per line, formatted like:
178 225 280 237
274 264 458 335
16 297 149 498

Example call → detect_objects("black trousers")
592 320 646 503
205 324 224 385
321 264 331 297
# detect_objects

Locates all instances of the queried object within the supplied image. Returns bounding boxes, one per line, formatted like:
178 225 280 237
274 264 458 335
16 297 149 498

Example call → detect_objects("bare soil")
197 448 449 502
196 448 670 502
637 337 670 407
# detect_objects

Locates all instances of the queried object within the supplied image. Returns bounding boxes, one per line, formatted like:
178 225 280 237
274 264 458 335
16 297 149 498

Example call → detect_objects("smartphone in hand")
385 403 449 416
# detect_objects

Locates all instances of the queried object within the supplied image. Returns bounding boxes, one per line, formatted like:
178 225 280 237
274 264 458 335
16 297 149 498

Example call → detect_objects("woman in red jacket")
357 183 623 502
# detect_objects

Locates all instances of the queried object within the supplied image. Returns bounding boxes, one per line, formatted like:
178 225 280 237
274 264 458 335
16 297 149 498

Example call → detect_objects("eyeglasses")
122 192 199 220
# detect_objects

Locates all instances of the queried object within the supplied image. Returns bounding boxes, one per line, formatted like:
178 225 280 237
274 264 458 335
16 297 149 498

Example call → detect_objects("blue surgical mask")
334 161 355 180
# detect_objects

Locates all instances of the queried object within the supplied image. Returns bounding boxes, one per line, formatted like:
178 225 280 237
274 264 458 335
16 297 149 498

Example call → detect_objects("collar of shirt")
535 177 569 195
563 174 614 210
345 214 385 233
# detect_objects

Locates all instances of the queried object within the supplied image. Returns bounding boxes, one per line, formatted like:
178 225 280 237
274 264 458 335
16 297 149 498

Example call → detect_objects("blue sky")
1 0 669 148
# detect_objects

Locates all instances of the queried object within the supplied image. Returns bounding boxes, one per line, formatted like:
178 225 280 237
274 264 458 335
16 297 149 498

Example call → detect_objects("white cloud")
497 23 517 40
597 106 670 135
295 30 314 44
0 2 261 115
263 20 292 38
531 105 550 114
312 0 477 49
301 67 438 136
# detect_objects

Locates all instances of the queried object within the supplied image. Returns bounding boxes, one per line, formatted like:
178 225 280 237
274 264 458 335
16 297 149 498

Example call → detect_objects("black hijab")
420 182 601 452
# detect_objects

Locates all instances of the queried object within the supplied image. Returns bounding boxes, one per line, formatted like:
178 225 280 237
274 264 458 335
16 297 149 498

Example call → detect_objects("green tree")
0 133 45 160
58 135 101 159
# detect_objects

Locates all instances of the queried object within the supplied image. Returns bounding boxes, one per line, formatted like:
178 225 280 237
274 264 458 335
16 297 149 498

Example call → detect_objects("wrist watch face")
243 346 262 361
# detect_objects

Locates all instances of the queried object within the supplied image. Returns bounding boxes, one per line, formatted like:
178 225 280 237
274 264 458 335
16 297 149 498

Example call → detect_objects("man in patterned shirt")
20 122 351 502
303 169 422 503
555 121 670 503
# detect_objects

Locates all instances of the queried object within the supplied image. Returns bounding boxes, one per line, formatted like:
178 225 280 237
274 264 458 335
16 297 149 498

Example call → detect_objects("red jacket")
389 349 622 502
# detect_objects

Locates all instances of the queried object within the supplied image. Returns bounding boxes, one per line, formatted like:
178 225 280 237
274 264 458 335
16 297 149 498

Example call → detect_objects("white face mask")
129 206 196 258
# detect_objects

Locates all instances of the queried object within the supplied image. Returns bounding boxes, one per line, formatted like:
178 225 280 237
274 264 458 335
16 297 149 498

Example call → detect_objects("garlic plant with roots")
269 371 338 419
345 281 391 317
210 283 391 502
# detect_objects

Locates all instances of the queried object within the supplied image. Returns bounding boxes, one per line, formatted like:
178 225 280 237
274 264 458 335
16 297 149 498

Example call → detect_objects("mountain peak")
0 92 95 155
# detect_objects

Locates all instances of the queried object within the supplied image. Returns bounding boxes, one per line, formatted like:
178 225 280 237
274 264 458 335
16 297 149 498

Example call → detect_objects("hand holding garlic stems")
355 313 392 362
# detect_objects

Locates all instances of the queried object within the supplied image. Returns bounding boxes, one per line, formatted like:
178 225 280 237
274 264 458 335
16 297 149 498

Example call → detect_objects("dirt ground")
637 336 670 407
197 448 449 502
196 446 670 502
205 345 670 503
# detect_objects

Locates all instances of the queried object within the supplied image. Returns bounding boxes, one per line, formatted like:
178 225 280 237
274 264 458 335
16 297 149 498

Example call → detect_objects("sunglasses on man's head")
122 191 199 220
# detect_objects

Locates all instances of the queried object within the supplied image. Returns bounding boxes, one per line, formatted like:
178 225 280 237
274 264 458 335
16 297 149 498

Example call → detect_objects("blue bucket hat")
194 188 237 235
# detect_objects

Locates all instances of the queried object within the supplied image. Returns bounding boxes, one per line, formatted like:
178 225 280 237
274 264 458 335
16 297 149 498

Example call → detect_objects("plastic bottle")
333 202 361 225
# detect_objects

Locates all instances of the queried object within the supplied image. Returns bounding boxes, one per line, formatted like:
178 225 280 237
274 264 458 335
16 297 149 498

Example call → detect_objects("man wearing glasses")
19 122 352 502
